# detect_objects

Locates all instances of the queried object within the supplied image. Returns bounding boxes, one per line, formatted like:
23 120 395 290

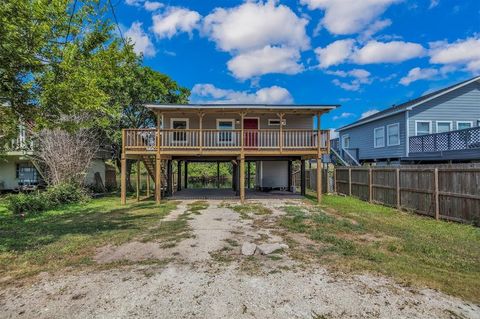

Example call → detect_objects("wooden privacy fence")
335 167 480 224
292 168 330 194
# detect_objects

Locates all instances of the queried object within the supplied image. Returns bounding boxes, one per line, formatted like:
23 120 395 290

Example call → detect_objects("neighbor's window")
217 119 234 143
374 127 385 148
387 123 400 146
16 163 38 185
341 134 350 149
171 119 188 142
457 121 473 130
268 119 286 126
416 121 431 136
436 121 452 133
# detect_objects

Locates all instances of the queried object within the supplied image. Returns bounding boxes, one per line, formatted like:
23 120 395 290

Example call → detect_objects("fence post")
396 168 400 209
348 167 352 196
368 168 372 202
333 168 337 193
434 168 439 220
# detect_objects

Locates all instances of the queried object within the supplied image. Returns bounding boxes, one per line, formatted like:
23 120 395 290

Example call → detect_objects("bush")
7 183 89 216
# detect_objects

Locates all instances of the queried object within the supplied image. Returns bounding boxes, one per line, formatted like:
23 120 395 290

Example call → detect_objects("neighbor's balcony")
123 129 330 153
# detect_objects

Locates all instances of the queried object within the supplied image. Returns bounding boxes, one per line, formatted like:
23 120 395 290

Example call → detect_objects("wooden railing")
409 126 480 153
124 129 330 152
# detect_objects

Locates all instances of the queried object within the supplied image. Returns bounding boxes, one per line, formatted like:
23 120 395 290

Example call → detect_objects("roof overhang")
145 103 339 113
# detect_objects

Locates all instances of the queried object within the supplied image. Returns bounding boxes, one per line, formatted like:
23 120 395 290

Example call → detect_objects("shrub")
7 183 89 216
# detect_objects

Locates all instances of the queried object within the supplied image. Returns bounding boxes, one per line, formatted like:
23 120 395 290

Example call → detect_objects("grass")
0 196 177 284
226 203 272 219
187 201 209 215
279 194 480 302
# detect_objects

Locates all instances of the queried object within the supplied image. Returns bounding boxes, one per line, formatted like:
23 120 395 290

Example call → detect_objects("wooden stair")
140 155 168 191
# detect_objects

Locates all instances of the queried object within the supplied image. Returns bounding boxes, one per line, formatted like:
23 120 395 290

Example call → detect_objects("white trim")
456 120 473 130
338 76 480 131
435 121 453 133
341 134 350 149
268 118 286 126
216 119 235 144
374 126 385 148
387 123 400 146
415 120 432 136
405 110 410 156
170 117 189 129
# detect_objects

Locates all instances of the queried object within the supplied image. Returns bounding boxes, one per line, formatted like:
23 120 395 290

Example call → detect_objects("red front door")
244 118 258 148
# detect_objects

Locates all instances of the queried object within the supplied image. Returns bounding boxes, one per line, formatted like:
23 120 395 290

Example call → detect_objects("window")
170 118 188 142
268 119 286 126
387 123 400 146
436 121 452 133
216 119 234 143
16 163 39 185
374 127 385 148
457 121 473 130
341 134 350 149
415 121 431 136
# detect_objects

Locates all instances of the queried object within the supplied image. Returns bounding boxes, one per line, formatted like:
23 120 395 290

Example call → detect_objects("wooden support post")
184 161 188 189
300 160 306 196
199 112 204 152
279 113 284 153
348 167 352 196
217 161 220 188
240 156 245 203
167 160 173 196
240 112 245 152
136 160 140 201
177 161 182 191
434 168 439 220
287 160 292 192
146 172 150 197
368 168 373 202
316 158 322 203
155 156 161 204
233 162 238 193
333 167 337 194
121 157 127 205
396 168 401 209
247 161 251 189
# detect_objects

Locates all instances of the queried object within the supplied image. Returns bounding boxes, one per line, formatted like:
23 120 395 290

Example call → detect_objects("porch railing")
124 128 330 151
409 126 480 153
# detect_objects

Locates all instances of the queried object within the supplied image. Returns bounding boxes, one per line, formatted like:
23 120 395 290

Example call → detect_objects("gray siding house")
335 76 480 164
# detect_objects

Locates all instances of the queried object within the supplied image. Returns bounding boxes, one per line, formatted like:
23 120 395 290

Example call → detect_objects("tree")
111 66 189 190
0 0 137 141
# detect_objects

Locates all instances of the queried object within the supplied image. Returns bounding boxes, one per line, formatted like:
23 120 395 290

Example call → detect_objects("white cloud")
315 39 355 68
144 1 163 11
429 37 480 73
125 0 142 6
429 0 439 9
227 46 303 80
191 84 293 104
125 22 156 57
399 67 439 85
203 0 309 53
359 19 392 42
152 7 201 39
300 0 401 35
333 112 355 120
352 40 426 64
326 68 372 91
315 39 425 68
360 109 380 119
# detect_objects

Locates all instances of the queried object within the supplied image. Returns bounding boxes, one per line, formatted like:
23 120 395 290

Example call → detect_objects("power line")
107 0 128 48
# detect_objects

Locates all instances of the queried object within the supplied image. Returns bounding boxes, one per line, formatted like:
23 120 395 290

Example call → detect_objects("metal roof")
145 103 339 111
337 75 480 131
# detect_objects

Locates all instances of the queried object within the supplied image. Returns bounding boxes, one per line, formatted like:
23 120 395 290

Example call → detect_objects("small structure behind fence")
334 166 480 224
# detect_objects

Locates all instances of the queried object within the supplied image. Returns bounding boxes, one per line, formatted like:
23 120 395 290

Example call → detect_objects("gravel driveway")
1 199 478 319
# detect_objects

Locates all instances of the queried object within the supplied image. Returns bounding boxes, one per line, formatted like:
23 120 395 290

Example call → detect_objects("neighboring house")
121 104 336 203
0 127 111 192
335 76 480 164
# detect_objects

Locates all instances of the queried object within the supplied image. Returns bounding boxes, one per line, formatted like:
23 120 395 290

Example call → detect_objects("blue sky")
114 0 480 132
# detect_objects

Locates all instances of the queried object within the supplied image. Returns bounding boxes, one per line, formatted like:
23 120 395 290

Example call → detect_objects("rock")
241 242 257 256
257 243 289 255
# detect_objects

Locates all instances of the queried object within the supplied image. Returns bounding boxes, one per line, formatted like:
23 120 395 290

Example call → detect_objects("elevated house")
121 104 336 203
334 76 480 165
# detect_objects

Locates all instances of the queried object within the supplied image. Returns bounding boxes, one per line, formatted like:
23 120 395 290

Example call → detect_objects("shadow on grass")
0 198 173 253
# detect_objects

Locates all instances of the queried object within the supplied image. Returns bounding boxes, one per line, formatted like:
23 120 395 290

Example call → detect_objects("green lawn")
280 194 480 302
0 196 177 283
